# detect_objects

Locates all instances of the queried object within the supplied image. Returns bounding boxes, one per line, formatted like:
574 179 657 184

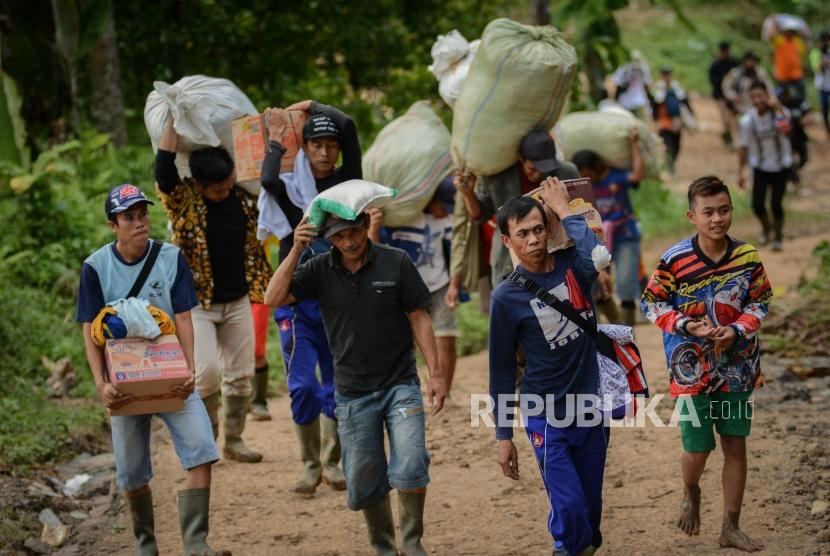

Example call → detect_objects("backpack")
664 88 682 117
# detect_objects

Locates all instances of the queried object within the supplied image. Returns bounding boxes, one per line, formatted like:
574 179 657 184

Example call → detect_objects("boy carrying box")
76 184 228 556
641 176 771 553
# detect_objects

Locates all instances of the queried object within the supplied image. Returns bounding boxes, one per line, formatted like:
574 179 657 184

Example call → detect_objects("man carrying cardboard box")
76 184 228 556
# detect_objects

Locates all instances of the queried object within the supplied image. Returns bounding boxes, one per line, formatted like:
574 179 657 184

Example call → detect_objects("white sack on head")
144 75 259 192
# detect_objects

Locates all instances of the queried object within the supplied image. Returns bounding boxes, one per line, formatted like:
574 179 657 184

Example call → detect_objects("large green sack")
451 18 577 177
363 101 453 228
554 111 663 180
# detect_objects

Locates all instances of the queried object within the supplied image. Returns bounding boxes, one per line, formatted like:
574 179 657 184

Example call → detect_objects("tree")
87 0 126 146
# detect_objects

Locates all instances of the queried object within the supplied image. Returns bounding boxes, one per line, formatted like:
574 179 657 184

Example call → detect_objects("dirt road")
90 99 830 555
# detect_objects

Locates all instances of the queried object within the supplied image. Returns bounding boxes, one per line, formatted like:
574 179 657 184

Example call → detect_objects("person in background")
737 81 792 252
260 101 361 494
612 50 653 119
709 41 740 146
776 82 810 194
249 302 273 420
722 51 774 117
771 26 807 105
810 31 830 138
651 66 694 174
572 128 646 328
385 180 459 402
452 130 581 289
156 118 271 463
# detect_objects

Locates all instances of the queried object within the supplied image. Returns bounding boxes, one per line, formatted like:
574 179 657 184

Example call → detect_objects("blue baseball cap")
105 184 154 217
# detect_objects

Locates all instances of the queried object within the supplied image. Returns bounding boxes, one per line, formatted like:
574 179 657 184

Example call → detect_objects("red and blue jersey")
641 235 773 396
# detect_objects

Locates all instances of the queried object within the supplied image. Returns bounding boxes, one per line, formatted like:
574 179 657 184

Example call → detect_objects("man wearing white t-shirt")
737 80 793 251
385 181 459 399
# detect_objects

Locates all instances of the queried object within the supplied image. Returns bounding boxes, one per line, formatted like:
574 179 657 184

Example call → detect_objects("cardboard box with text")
104 335 190 417
231 110 308 182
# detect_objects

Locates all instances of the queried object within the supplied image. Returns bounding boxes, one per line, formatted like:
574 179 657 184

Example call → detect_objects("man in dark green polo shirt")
265 212 445 556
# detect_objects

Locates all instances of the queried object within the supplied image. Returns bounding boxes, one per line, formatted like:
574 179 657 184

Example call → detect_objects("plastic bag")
305 180 398 230
108 298 161 340
428 30 481 108
363 101 453 227
144 75 259 191
762 13 810 41
451 18 577 177
554 111 664 180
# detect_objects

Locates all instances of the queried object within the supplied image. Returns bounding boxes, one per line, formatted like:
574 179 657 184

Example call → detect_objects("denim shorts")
334 378 430 510
110 391 219 491
612 238 641 302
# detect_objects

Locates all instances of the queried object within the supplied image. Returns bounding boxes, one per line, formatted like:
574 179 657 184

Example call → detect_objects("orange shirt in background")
773 35 806 81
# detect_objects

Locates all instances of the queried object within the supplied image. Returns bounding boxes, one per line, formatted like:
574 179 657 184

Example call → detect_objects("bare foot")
719 511 764 552
677 484 701 536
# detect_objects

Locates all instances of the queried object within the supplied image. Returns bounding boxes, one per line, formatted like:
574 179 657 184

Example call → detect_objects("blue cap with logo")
105 184 154 217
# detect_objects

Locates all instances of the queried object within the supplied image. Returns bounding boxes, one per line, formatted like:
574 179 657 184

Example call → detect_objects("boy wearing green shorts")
641 176 772 553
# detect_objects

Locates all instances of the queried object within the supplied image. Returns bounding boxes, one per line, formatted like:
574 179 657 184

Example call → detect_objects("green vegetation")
762 241 830 358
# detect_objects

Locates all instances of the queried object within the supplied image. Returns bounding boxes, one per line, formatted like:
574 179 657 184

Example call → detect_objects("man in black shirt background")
709 41 740 146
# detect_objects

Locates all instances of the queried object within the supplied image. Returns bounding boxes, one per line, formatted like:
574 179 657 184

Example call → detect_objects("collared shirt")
738 107 793 172
641 235 773 397
155 151 272 308
289 242 431 396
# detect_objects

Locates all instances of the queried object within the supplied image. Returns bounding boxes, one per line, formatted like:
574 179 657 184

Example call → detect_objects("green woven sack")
554 111 664 180
363 101 453 227
451 18 577 176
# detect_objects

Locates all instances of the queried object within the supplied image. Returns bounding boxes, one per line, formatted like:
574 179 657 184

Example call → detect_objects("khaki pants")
192 295 255 398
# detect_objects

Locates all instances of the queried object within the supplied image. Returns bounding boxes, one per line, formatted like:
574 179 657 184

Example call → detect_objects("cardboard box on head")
104 335 190 417
231 110 308 183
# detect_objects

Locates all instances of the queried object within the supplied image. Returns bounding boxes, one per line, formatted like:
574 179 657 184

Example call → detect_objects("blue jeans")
110 391 219 491
525 417 609 554
612 238 641 302
334 378 430 510
276 302 336 425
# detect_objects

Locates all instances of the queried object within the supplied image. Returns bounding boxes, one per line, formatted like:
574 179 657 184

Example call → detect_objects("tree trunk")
533 0 550 25
50 0 81 131
88 0 126 146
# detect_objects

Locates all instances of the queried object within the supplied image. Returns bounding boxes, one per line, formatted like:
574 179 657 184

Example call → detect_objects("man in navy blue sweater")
489 177 609 556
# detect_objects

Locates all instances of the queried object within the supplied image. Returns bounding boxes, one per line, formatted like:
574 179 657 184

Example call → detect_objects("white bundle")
144 75 259 193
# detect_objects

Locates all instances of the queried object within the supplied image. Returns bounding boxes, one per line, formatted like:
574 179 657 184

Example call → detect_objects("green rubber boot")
177 488 231 556
249 366 271 421
362 493 397 556
223 395 263 463
128 490 158 556
398 491 428 556
320 415 346 490
292 419 322 494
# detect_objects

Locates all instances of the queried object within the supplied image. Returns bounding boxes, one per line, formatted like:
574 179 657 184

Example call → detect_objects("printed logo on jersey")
529 270 591 351
531 432 544 448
